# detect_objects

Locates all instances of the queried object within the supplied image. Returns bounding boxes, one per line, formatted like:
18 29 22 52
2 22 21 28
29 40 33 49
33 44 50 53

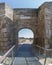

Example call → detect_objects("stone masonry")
0 2 52 52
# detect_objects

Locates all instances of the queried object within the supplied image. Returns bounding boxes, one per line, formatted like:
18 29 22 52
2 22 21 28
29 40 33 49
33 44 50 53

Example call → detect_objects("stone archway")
1 3 51 52
15 26 36 47
18 28 34 44
13 9 38 47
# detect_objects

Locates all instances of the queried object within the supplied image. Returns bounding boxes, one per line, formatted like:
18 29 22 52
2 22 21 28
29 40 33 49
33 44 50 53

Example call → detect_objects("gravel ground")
39 54 52 65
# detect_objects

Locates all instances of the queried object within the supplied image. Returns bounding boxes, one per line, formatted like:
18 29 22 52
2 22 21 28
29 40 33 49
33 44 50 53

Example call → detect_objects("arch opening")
18 28 34 45
17 28 34 57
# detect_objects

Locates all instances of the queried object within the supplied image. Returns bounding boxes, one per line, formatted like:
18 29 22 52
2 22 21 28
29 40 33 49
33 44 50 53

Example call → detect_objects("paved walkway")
13 44 42 65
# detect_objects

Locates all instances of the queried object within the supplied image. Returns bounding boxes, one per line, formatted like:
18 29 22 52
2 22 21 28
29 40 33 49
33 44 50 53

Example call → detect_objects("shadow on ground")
13 44 42 65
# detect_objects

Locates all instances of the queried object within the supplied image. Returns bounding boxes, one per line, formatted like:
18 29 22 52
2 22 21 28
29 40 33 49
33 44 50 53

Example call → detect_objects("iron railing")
0 45 15 65
35 45 52 65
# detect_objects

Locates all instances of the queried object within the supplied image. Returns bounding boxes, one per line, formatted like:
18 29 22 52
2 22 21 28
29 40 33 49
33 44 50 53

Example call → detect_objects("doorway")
17 28 34 57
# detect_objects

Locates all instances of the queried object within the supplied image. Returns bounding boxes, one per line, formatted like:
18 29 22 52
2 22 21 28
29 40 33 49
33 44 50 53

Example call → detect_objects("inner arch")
17 28 34 57
18 28 34 44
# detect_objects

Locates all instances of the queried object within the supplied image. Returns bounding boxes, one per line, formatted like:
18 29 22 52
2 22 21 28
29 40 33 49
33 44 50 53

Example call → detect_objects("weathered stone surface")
0 3 5 15
5 3 13 20
0 2 52 52
38 2 52 48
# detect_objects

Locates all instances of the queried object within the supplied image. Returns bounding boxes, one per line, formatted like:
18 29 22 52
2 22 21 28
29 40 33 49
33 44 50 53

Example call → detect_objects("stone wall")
0 3 5 15
0 3 13 52
13 9 38 45
38 2 52 48
0 2 52 52
38 4 45 47
0 17 14 52
44 3 52 48
5 3 13 20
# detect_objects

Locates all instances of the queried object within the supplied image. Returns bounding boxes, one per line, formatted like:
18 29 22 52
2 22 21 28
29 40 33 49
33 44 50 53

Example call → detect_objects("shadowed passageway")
16 44 33 57
13 43 42 65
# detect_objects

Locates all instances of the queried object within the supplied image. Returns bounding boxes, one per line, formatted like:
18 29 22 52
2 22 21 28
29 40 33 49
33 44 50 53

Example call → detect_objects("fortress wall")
0 3 14 52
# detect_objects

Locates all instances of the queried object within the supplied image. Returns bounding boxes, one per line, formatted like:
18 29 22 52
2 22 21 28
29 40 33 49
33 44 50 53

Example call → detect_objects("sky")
0 0 52 38
0 0 52 8
18 29 34 38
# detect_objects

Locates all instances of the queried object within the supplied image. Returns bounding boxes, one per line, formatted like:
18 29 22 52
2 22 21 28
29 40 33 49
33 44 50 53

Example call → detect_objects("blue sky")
18 29 34 38
0 0 52 38
0 0 52 8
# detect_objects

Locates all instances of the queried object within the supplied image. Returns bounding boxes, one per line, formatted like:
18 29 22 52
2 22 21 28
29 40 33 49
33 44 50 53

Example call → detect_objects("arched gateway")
14 9 38 46
0 2 52 52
